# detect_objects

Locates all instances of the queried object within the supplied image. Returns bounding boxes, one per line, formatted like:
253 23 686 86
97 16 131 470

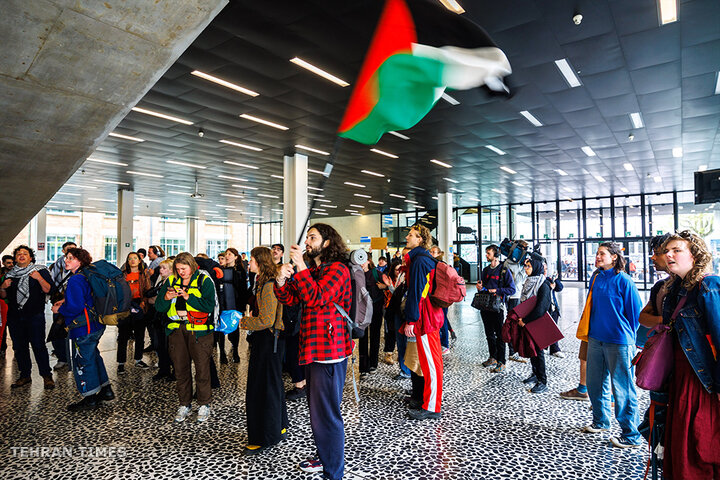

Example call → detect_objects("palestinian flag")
338 0 511 145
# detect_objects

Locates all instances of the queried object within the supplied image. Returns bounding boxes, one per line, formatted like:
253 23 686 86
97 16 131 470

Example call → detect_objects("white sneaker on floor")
174 405 191 423
509 353 527 364
551 351 566 358
197 405 210 422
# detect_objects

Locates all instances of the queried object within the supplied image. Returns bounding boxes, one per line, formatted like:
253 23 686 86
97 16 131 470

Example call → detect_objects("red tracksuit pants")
417 329 443 413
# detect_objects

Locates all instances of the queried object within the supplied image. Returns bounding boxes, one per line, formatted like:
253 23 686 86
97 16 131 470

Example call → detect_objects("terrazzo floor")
0 285 651 479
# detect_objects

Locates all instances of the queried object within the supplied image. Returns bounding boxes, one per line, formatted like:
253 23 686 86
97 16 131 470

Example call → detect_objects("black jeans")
506 298 519 356
383 307 396 353
283 332 305 384
549 310 561 354
117 309 146 363
481 309 506 364
530 349 547 385
359 302 383 373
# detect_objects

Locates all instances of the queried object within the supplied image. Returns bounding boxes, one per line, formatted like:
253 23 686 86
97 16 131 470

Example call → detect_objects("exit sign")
656 230 663 235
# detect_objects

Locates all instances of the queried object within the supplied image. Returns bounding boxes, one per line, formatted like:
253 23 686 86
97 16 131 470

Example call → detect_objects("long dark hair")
124 252 146 274
309 223 349 264
597 242 625 274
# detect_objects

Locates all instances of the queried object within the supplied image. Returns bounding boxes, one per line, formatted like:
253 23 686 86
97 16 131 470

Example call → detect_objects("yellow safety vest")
166 273 214 332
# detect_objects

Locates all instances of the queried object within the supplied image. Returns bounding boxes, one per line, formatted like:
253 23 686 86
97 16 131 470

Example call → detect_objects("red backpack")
428 259 467 308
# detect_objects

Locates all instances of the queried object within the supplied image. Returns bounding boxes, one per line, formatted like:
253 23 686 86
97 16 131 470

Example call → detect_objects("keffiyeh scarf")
6 263 48 309
520 274 546 302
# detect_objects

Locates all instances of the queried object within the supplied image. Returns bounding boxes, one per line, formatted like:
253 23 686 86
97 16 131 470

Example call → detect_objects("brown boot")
11 377 32 388
42 375 55 390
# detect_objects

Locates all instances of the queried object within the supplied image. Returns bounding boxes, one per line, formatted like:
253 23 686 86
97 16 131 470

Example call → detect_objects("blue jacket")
663 276 720 394
588 269 642 345
480 263 516 299
404 247 436 325
58 274 104 340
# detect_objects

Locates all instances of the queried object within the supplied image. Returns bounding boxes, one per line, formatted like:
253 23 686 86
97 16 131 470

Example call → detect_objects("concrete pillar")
117 189 134 267
437 192 455 258
187 217 199 255
35 208 48 264
283 153 308 261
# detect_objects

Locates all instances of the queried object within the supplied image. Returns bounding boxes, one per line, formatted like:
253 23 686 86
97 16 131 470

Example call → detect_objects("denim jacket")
663 275 720 393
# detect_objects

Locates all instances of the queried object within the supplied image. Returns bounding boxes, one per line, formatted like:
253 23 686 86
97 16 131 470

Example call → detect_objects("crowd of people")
1 225 718 480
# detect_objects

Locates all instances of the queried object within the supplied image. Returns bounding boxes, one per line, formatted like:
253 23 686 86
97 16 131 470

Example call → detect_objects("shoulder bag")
576 273 598 342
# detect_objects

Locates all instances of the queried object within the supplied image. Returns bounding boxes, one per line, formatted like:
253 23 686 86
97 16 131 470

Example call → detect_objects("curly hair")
308 223 349 264
410 224 433 250
13 245 35 263
662 230 712 290
65 247 92 269
597 241 626 274
250 246 278 286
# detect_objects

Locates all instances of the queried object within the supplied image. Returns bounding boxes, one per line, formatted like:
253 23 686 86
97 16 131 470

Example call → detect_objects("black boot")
67 394 101 412
99 384 115 401
232 346 240 363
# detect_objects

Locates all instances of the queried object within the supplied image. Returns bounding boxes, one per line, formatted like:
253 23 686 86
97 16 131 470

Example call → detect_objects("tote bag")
576 273 598 342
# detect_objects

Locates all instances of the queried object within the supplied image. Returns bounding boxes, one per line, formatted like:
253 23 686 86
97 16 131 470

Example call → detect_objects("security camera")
628 133 635 141
198 128 204 138
573 14 583 25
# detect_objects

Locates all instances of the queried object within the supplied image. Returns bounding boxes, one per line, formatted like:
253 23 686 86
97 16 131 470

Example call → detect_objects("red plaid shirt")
274 261 353 365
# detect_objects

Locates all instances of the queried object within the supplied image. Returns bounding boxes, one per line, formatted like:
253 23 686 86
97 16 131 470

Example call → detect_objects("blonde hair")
410 224 432 250
158 259 174 277
172 252 198 277
662 231 712 290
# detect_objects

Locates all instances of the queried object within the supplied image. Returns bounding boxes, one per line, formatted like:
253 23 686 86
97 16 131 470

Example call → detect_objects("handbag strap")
667 295 687 328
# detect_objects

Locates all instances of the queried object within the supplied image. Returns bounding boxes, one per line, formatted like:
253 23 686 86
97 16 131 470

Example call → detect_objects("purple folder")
524 312 564 351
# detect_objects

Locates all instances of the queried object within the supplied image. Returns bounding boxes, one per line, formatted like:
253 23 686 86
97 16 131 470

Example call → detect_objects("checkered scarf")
5 263 48 309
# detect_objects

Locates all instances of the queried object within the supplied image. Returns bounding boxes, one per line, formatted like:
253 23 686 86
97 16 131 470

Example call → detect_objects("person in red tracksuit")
403 224 445 420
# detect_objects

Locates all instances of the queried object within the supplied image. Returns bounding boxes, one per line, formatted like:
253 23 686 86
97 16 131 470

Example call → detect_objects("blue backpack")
79 260 132 325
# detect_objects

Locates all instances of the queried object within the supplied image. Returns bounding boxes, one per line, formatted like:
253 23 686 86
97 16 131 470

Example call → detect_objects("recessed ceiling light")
258 193 279 198
388 131 410 140
485 145 506 155
361 169 385 177
108 132 144 142
86 157 128 167
94 179 130 186
500 166 517 174
125 170 165 178
354 193 371 198
629 112 644 129
131 107 193 125
699 165 708 171
219 139 263 152
223 160 259 170
519 110 543 127
582 146 596 157
370 148 398 159
290 57 349 87
654 175 662 183
430 159 452 168
221 193 244 199
239 113 288 130
166 160 206 169
438 0 465 14
658 0 678 25
443 177 458 184
190 70 259 96
491 188 506 194
232 184 258 191
344 181 366 188
295 144 330 156
623 163 634 171
441 93 459 105
554 58 582 88
389 207 403 211
594 174 606 183
389 194 406 199
672 147 682 158
555 169 568 176
369 200 384 205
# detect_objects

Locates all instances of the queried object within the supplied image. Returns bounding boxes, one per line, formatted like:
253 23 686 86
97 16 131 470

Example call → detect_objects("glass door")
559 241 580 281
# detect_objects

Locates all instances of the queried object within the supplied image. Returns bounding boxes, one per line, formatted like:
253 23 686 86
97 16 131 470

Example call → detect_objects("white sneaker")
551 351 566 358
509 353 528 364
174 405 191 423
197 405 211 422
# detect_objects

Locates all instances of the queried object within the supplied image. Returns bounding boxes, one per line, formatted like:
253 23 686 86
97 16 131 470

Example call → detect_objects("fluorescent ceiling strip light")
86 157 128 166
623 163 634 171
344 181 366 188
127 170 163 178
350 204 365 208
74 205 96 209
166 184 192 189
629 112 644 129
582 146 596 157
469 197 481 202
202 210 219 214
654 176 662 183
272 209 283 213
223 160 259 170
441 93 459 105
715 72 720 95
350 213 363 216
519 110 543 127
232 184 258 190
361 169 385 177
221 193 244 199
257 193 279 198
563 187 573 192
95 179 130 185
64 183 97 189
88 197 114 202
218 175 246 182
430 159 451 168
295 144 330 156
621 187 630 193
314 212 329 216
485 145 506 155
491 188 506 194
520 192 532 198
324 205 337 208
672 147 682 158
190 70 258 96
368 200 384 205
389 207 403 211
168 204 187 208
594 174 606 183
168 190 191 196
443 177 458 184
555 169 568 176
345 209 358 213
98 210 117 214
166 160 206 169
47 201 73 205
289 57 349 87
439 0 465 14
131 107 193 125
308 193 325 197
108 132 144 142
449 188 464 193
242 199 261 204
388 131 410 140
239 113 288 130
313 208 327 212
136 198 161 203
354 193 371 198
404 200 418 204
658 0 678 25
270 174 284 180
308 168 326 175
554 58 582 88
315 199 331 203
389 194 406 199
219 139 262 152
307 186 323 191
699 165 708 171
500 166 517 174
512 181 525 187
415 205 425 209
57 192 81 196
370 148 398 159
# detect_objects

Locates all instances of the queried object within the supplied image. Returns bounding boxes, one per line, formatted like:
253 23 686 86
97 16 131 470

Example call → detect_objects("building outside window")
46 235 77 263
206 239 228 260
161 238 186 257
104 236 117 264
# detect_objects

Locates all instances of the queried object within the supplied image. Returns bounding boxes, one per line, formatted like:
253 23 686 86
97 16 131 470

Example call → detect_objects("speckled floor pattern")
0 285 650 479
